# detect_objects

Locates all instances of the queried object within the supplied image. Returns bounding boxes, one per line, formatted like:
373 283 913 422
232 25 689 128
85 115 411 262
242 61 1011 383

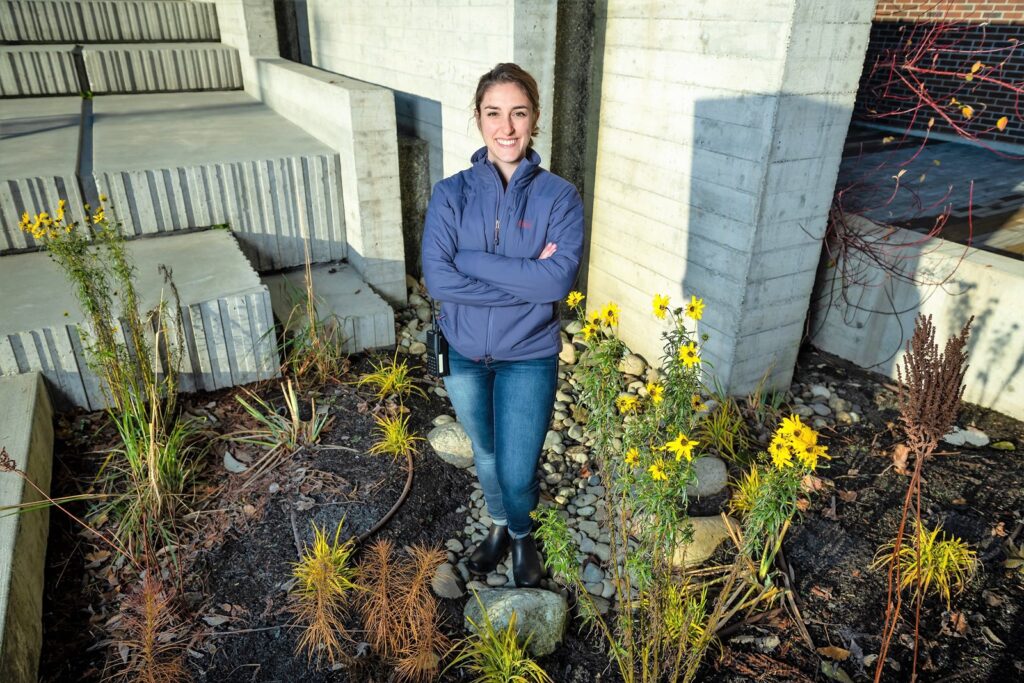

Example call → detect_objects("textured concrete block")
0 230 279 409
811 220 1024 420
0 97 87 254
0 0 220 43
263 263 396 354
84 42 243 94
0 45 79 97
0 373 53 683
90 91 346 270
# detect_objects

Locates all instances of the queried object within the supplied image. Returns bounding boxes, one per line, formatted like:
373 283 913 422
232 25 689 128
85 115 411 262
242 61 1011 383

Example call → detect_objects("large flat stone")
0 45 79 97
91 91 347 270
0 1 219 43
0 97 87 253
263 263 395 354
0 230 279 409
84 42 243 94
0 373 53 683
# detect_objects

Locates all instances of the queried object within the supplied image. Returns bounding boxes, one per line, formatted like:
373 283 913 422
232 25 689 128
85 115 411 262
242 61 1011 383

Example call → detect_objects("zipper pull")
494 218 500 247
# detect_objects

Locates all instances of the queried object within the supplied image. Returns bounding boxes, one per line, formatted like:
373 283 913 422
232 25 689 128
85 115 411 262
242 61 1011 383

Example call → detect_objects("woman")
421 63 584 587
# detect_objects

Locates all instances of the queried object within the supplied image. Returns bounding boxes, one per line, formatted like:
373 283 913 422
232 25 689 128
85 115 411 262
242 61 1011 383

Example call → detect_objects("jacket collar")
470 146 541 191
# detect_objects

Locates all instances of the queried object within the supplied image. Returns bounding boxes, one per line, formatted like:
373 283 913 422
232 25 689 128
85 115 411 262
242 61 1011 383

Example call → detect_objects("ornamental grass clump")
357 352 427 402
445 595 552 683
291 520 359 667
872 521 978 607
18 199 200 555
281 248 349 385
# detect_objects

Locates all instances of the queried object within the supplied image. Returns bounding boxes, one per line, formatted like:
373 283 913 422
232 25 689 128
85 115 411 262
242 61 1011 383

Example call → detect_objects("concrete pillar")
586 0 877 394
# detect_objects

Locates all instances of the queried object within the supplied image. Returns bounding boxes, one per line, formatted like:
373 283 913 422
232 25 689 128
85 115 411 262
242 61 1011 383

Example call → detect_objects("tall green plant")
19 199 199 553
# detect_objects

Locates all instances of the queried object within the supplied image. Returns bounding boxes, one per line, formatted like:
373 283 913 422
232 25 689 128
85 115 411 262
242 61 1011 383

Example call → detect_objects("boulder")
463 588 568 657
427 422 474 468
671 515 737 568
432 562 465 599
684 456 728 498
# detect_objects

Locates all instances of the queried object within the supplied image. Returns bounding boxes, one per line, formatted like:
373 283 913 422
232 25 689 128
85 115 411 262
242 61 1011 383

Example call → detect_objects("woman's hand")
538 242 557 260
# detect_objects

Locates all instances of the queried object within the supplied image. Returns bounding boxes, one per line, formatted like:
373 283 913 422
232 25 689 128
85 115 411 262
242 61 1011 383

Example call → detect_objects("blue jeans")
443 346 558 537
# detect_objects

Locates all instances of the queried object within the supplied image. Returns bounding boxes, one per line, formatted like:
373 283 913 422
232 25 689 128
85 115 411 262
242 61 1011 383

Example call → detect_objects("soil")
35 347 1023 683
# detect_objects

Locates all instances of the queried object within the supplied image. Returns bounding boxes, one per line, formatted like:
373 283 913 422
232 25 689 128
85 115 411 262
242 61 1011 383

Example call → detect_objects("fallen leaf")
991 522 1007 537
820 660 854 683
996 116 1009 132
851 568 861 578
811 585 834 600
947 611 969 635
951 497 967 506
971 61 984 73
838 489 858 503
801 474 827 492
891 444 911 474
796 498 811 512
203 615 229 627
882 135 895 144
294 495 316 512
981 626 1005 647
982 591 1003 607
961 105 974 119
928 117 935 128
964 73 974 82
818 645 851 661
992 440 1015 451
242 504 257 517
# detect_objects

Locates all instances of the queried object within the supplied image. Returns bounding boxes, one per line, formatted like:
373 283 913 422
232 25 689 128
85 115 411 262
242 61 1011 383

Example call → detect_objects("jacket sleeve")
421 184 528 307
453 185 584 304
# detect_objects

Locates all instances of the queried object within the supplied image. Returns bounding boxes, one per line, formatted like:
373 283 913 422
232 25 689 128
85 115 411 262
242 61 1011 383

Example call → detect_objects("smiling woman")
421 63 585 588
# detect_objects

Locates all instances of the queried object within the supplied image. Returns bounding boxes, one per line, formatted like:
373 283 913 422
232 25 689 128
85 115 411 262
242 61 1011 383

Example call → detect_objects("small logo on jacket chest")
517 219 533 229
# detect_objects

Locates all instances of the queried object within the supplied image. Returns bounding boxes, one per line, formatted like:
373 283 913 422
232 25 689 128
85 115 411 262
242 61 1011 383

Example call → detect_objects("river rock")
671 516 738 568
432 562 465 599
559 339 577 365
942 426 990 448
617 353 647 376
427 422 475 468
464 588 569 657
685 456 728 498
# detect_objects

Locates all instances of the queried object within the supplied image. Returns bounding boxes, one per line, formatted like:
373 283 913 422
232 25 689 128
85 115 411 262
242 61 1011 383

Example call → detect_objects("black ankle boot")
511 534 544 588
467 524 510 574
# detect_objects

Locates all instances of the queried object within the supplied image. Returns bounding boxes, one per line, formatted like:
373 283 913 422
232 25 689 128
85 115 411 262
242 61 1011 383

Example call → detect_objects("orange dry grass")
112 572 189 683
357 541 450 682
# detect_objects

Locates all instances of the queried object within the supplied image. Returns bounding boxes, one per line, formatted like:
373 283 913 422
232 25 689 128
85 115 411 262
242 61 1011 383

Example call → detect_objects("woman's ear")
474 109 482 131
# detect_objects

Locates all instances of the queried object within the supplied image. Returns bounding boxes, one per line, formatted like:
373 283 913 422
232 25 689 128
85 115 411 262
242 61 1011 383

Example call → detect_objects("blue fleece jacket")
421 147 584 361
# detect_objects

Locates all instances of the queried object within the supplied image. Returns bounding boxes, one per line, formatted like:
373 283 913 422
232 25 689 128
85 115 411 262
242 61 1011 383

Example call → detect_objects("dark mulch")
36 346 1024 682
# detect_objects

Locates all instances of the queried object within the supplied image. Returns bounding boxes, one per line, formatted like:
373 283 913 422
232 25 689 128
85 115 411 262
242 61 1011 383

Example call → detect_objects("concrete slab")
90 91 347 270
84 42 242 94
263 263 396 354
0 230 279 409
0 45 79 97
0 373 53 683
0 97 87 253
0 0 219 43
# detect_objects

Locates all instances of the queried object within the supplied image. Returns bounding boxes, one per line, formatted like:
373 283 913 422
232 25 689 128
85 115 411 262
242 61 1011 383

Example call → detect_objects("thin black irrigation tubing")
355 448 415 545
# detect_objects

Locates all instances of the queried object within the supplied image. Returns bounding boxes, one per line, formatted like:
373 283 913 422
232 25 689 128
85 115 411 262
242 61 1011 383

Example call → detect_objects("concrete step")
1 92 347 271
0 45 79 97
0 229 280 410
0 0 219 44
0 373 53 683
84 41 243 93
0 42 242 97
263 263 396 354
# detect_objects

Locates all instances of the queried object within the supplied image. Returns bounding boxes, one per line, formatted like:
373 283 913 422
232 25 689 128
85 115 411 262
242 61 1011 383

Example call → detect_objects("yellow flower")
678 342 700 368
566 291 585 309
648 459 669 482
690 394 707 412
589 310 602 327
652 293 670 319
624 447 640 467
685 295 705 321
646 382 664 404
92 207 105 224
777 415 816 447
98 193 108 202
797 444 828 471
664 431 699 462
616 394 639 414
18 212 30 231
600 302 620 327
768 437 794 469
581 322 598 342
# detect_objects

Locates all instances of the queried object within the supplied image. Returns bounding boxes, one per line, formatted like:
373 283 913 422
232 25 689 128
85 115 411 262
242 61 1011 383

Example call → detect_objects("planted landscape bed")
33 343 1023 683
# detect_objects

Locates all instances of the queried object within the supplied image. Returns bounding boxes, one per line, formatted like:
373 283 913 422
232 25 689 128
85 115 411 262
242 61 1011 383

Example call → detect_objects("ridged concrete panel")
93 153 348 271
0 177 87 254
0 46 79 97
84 42 242 94
0 230 280 410
0 0 219 43
0 373 53 683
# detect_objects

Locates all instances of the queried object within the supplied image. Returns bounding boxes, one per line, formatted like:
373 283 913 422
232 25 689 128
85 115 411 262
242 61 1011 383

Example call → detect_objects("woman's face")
476 82 536 175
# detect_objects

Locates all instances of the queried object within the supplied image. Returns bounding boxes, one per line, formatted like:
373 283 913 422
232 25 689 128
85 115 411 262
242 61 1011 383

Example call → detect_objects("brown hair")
473 63 541 138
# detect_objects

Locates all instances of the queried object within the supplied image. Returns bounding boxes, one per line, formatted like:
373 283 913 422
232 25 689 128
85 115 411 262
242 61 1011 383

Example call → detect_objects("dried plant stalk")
110 572 189 683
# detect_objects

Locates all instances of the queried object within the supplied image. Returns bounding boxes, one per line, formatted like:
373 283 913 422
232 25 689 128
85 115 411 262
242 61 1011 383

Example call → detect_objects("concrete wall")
585 0 876 394
298 0 559 177
0 373 53 683
811 218 1024 420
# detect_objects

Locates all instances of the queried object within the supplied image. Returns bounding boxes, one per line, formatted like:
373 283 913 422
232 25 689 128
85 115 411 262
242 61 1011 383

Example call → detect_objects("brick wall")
857 1 1023 145
875 0 1024 23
